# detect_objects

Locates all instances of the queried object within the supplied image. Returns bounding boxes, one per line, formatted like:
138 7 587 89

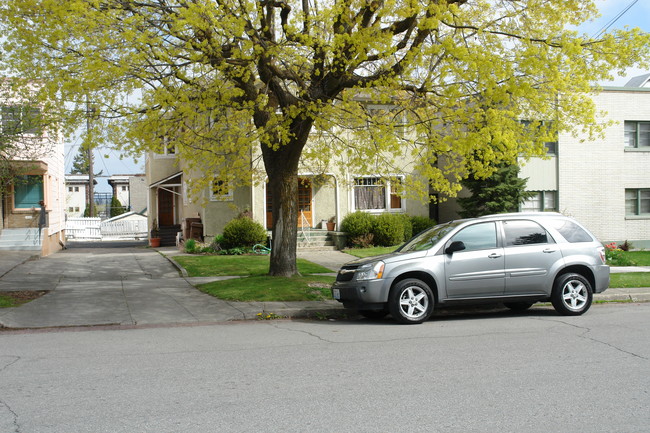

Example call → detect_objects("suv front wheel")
388 278 434 324
551 273 593 316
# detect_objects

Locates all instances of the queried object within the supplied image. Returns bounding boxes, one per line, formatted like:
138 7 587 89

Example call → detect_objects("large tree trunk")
261 116 314 277
267 167 299 276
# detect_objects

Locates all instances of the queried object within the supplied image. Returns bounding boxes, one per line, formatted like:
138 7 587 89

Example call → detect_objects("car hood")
343 250 429 267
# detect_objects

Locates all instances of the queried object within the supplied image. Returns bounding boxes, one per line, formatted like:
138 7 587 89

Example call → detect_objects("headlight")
356 261 385 281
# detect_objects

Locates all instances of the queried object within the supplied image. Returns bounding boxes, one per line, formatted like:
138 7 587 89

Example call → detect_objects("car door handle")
543 248 557 254
488 253 502 259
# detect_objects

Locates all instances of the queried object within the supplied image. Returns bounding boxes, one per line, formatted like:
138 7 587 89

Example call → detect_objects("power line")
593 0 639 39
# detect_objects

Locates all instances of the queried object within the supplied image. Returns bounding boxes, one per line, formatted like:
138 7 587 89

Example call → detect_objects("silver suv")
332 213 609 324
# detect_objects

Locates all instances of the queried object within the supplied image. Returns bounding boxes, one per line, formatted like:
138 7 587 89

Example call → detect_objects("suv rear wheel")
551 273 593 316
388 278 434 324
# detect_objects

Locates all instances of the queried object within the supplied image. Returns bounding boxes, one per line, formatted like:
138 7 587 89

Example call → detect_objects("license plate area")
332 288 340 300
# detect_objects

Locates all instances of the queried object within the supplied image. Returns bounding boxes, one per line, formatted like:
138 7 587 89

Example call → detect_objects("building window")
68 207 74 212
75 207 80 212
121 185 127 191
68 186 73 192
624 121 650 149
210 179 233 201
521 191 557 212
353 176 404 211
625 189 650 216
1 105 41 135
75 186 79 192
520 120 557 154
14 175 43 209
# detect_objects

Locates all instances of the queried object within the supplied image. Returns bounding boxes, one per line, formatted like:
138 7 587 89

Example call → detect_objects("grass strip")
197 275 335 302
609 272 650 289
173 255 333 277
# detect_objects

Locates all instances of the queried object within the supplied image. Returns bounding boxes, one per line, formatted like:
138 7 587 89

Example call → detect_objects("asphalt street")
1 303 648 433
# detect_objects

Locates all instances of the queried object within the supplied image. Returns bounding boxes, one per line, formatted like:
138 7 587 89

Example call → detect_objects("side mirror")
445 240 466 254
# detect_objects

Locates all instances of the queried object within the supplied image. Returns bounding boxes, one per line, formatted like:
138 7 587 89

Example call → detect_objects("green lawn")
609 272 650 288
172 255 335 302
344 246 398 258
621 251 650 266
173 255 332 277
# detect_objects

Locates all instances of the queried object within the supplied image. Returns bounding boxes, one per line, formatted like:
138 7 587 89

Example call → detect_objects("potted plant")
150 219 161 247
326 216 336 231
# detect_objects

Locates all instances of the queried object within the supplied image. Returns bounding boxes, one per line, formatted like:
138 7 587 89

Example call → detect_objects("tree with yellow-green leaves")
1 0 648 276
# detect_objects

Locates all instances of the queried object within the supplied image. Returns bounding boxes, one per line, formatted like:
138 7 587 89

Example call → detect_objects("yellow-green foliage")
1 0 648 201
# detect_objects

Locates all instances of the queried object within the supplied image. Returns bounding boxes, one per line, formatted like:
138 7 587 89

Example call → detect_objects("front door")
158 188 174 226
266 178 313 228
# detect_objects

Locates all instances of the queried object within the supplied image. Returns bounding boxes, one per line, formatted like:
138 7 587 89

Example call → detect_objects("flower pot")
150 237 161 247
326 222 336 231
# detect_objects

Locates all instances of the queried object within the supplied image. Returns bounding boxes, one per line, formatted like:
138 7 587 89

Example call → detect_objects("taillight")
597 247 606 264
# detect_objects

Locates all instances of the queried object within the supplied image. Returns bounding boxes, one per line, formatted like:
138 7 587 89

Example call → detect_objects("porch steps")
159 225 181 247
296 229 336 251
0 228 43 252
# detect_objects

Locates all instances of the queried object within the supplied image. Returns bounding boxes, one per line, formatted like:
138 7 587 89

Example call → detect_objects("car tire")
504 302 534 311
388 278 434 324
551 273 593 316
358 309 389 320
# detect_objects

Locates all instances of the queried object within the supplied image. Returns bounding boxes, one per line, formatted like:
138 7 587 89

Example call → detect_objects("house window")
353 176 404 211
75 186 79 192
1 105 41 135
520 120 557 154
210 179 233 201
521 191 557 212
121 186 127 191
75 207 80 212
14 175 43 208
625 189 650 216
68 207 74 212
68 186 73 192
624 121 650 149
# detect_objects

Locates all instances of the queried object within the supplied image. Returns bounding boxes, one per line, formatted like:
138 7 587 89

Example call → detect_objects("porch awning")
149 171 182 189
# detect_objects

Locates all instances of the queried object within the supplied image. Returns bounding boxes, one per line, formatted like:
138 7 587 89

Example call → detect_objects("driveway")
0 241 251 328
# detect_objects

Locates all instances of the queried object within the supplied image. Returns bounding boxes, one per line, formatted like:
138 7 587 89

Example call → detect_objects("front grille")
336 266 358 282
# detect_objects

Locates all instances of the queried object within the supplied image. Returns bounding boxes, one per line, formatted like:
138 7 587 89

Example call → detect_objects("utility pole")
86 97 95 217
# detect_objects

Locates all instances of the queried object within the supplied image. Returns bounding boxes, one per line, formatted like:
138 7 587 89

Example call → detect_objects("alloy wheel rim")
399 286 429 319
562 280 588 311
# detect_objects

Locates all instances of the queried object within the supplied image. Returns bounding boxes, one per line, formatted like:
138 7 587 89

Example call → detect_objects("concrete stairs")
297 229 336 251
0 228 43 252
160 225 181 247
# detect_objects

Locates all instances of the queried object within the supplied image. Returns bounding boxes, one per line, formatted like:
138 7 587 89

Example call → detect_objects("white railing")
65 217 147 240
299 211 311 245
101 219 148 239
65 217 101 239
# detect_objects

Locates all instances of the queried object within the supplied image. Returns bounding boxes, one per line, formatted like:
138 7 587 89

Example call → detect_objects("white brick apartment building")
520 77 650 248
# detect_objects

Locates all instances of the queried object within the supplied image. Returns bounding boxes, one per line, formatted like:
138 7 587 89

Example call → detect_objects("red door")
158 188 174 226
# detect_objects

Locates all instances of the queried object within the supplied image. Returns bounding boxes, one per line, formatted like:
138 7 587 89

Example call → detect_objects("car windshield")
397 221 462 252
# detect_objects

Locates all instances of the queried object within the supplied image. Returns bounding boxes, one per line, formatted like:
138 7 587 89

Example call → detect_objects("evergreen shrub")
341 211 375 246
373 213 406 247
222 216 267 249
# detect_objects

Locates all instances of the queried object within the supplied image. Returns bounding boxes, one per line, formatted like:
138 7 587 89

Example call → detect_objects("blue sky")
67 0 650 191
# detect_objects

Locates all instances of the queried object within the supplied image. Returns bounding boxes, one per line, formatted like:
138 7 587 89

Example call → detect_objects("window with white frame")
624 121 650 149
155 135 176 157
625 189 650 216
521 191 557 212
520 120 557 154
1 105 41 135
210 178 233 201
353 176 404 211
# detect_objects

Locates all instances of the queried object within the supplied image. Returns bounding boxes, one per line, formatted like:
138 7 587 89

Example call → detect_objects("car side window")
450 222 497 252
548 219 593 243
503 220 549 246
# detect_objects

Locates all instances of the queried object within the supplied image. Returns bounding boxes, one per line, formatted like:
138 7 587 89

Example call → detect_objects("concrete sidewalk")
0 245 649 330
